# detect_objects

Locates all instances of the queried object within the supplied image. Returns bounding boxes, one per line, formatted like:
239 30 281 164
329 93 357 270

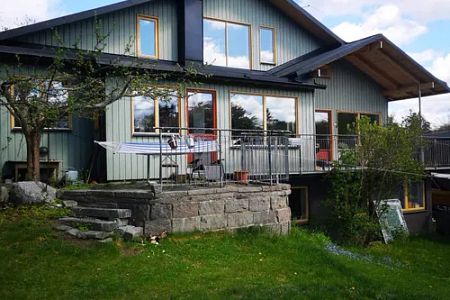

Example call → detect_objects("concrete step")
72 207 132 220
59 217 119 232
115 225 144 241
64 227 114 240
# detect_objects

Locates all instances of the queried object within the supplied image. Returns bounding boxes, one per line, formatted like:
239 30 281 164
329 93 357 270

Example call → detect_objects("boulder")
12 181 57 205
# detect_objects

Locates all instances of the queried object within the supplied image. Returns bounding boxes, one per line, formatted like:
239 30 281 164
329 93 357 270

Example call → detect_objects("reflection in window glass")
260 27 275 64
266 96 296 133
187 91 214 134
203 19 250 69
361 113 380 124
227 23 250 69
230 94 263 130
204 19 226 67
139 18 156 57
134 96 155 133
337 113 358 135
406 182 425 210
158 95 179 130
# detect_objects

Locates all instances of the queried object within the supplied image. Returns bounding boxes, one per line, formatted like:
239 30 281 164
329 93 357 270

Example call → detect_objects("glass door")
315 110 332 166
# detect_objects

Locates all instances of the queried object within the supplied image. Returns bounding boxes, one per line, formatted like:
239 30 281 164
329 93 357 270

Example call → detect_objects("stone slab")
199 200 225 216
227 212 254 228
172 217 201 233
249 197 270 212
225 199 249 213
276 208 292 223
200 214 227 231
253 211 276 225
145 219 172 236
173 202 199 218
271 196 288 210
73 207 132 220
151 203 172 219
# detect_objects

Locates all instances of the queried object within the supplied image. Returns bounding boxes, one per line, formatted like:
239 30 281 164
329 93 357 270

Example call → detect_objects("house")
0 0 449 233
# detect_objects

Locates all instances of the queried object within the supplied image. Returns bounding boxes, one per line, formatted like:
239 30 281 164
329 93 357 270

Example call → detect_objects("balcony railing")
101 129 450 190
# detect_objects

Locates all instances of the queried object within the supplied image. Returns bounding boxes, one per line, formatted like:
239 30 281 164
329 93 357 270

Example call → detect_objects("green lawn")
1 206 450 299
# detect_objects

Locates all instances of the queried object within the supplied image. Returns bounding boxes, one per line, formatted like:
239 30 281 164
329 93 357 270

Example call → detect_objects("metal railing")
147 127 295 190
423 137 450 169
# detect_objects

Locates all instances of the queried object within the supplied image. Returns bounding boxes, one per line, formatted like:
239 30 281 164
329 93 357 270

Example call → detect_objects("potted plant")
234 170 249 184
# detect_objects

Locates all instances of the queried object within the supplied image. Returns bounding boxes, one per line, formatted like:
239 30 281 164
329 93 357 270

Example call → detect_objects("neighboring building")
0 0 449 232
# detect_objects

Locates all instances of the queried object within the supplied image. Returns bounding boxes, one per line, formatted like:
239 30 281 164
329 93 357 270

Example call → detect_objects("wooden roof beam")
376 49 421 84
347 54 401 90
383 82 436 97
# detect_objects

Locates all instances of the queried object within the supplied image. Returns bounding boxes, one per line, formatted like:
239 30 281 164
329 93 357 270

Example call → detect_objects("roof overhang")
0 44 324 91
270 34 450 101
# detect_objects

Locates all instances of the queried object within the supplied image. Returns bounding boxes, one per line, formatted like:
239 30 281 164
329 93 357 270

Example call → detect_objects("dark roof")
425 131 450 139
0 0 153 41
0 0 343 46
269 35 381 77
269 34 450 100
0 44 324 91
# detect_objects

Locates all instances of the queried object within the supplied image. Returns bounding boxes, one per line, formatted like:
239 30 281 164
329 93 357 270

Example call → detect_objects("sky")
0 0 449 128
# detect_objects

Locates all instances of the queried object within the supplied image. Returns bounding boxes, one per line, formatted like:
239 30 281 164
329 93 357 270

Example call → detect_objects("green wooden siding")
204 0 322 71
105 82 315 181
0 106 94 180
315 60 388 133
16 0 178 61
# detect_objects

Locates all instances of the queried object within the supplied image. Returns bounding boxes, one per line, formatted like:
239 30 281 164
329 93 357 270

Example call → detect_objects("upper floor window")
133 94 179 134
230 93 297 133
203 18 250 69
137 15 158 58
260 27 275 64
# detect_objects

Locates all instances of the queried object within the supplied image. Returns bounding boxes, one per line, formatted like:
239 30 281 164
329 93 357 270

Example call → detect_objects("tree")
231 104 260 130
325 113 425 245
0 26 204 181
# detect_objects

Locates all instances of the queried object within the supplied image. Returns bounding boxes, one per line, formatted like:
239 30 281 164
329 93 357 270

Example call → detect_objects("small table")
8 161 61 182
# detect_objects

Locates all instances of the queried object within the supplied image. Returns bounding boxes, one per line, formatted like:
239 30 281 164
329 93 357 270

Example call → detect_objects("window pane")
407 182 425 209
230 93 263 131
203 19 226 66
139 18 156 57
315 111 330 135
266 96 296 133
227 23 250 69
158 95 179 131
187 91 214 134
361 113 380 124
260 28 274 64
338 113 358 149
134 96 155 133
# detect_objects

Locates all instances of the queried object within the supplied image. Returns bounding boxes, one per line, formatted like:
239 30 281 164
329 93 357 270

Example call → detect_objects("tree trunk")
24 130 41 182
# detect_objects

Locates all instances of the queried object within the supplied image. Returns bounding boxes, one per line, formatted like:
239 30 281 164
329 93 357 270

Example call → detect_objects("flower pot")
234 170 249 184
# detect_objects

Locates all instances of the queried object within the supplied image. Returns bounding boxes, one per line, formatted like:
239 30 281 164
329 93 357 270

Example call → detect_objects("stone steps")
72 206 132 220
57 200 143 242
59 217 119 232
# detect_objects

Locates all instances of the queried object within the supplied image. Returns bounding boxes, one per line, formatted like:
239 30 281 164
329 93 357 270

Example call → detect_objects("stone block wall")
61 184 292 236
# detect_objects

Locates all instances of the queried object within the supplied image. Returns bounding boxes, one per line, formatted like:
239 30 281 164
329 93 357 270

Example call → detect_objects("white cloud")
332 4 427 45
389 50 450 128
0 0 62 30
300 0 450 23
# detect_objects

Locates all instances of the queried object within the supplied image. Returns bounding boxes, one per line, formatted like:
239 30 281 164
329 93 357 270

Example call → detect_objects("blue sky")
1 0 449 128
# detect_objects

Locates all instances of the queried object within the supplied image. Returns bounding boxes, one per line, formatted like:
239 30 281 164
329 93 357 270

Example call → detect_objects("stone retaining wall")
61 184 292 236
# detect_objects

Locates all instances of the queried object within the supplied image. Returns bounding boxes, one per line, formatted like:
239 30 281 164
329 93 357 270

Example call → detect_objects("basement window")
137 15 158 58
399 181 426 212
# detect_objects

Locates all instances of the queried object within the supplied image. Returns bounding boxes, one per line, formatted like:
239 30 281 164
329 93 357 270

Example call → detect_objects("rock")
225 199 249 213
145 219 172 236
59 217 118 232
172 217 201 233
227 212 254 228
271 196 287 210
12 181 56 205
172 202 199 218
199 200 225 215
83 231 114 240
67 228 82 238
62 200 78 208
151 203 172 219
276 208 291 223
253 211 276 225
122 226 144 241
249 197 270 212
0 186 9 204
55 224 72 231
72 206 132 220
200 214 227 231
99 238 113 243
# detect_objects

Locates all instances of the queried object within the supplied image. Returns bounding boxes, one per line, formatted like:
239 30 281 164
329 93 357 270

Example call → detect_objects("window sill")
261 61 276 66
402 208 427 214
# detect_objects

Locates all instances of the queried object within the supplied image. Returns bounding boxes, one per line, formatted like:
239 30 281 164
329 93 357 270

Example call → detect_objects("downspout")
418 83 425 164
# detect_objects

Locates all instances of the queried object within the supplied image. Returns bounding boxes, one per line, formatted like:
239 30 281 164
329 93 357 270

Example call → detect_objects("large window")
11 81 71 130
337 112 380 149
133 94 179 134
203 19 250 69
260 27 275 64
187 90 216 134
137 16 158 58
230 93 297 133
398 181 425 211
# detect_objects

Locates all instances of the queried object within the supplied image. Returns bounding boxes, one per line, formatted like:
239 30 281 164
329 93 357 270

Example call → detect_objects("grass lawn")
1 206 450 299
